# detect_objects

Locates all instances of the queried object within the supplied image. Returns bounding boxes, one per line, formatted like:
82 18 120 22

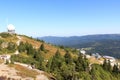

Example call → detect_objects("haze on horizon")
0 0 120 37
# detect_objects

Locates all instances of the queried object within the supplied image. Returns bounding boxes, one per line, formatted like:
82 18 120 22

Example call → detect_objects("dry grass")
21 36 41 49
2 35 18 43
44 44 66 59
21 36 66 59
10 64 39 78
20 52 29 57
89 56 104 64
43 72 56 80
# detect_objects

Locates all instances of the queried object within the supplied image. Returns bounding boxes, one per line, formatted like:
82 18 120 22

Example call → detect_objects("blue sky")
0 0 120 37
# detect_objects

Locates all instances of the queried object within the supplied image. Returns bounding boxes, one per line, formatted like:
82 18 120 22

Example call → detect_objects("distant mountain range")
39 34 120 58
39 34 120 47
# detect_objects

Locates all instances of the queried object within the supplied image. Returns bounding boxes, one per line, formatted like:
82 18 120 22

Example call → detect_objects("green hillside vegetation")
81 40 120 58
0 33 120 80
0 33 17 54
0 32 18 42
11 48 120 80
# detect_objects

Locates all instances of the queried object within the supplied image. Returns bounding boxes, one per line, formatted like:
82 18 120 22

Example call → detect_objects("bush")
0 33 12 38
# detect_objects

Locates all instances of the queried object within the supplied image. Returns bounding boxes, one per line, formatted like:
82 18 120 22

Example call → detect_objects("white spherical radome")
7 24 15 31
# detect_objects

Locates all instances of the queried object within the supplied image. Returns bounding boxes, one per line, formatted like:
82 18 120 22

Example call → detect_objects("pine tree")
75 53 89 72
75 53 84 71
103 59 108 70
102 59 112 72
7 42 16 50
39 43 45 51
107 60 112 72
26 43 34 55
18 42 26 52
55 50 61 58
113 64 119 74
46 57 53 72
50 50 63 71
64 51 73 64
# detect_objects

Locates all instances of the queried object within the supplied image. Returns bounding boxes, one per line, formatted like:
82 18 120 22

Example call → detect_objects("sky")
0 0 120 37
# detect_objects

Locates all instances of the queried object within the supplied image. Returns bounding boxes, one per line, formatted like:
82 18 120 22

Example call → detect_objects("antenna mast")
6 18 8 26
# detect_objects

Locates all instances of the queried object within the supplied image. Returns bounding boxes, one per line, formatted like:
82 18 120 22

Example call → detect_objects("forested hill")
39 34 120 46
39 34 120 58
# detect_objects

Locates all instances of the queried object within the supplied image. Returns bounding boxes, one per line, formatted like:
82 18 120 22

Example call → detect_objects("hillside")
0 33 67 59
39 34 120 58
20 35 67 59
0 33 66 79
1 33 120 80
0 32 78 80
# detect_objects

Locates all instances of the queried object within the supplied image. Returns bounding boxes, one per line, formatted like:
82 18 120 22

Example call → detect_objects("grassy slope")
20 35 66 59
0 33 66 59
0 33 18 43
0 33 102 64
9 64 39 78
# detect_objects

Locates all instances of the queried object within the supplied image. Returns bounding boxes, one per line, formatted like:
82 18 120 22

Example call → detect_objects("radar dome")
7 24 15 30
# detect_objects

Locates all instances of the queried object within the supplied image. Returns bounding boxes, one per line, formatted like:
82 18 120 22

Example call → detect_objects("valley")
40 34 120 58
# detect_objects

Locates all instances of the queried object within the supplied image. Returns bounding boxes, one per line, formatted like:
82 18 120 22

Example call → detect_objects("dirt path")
16 36 22 46
14 36 22 55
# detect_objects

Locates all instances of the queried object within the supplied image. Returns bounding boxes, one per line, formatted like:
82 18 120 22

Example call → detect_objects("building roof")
103 56 115 59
